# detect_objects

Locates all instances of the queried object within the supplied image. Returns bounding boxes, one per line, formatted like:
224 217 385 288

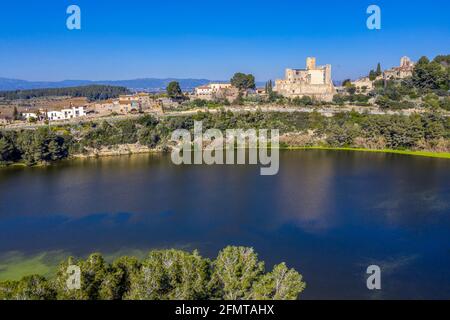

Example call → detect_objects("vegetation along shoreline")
1 110 449 167
0 246 306 300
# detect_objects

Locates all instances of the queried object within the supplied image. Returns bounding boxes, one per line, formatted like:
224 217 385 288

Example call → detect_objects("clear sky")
0 0 449 82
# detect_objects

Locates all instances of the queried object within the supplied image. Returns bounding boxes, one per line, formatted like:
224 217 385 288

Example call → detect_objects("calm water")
0 150 449 299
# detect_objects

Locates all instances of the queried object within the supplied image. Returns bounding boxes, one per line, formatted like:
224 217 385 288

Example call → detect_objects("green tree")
376 63 382 76
292 96 313 106
126 249 211 300
412 56 448 90
79 253 110 300
347 86 357 95
53 254 109 300
116 120 137 144
103 256 140 300
46 136 68 161
417 56 430 65
326 123 359 147
0 137 14 163
265 80 273 94
0 85 130 101
210 246 264 300
13 107 20 120
5 275 56 300
138 127 160 147
166 81 184 100
15 129 45 165
13 129 68 164
433 54 450 66
233 92 245 105
250 263 306 300
1 247 308 300
53 256 81 300
231 73 256 91
342 79 352 87
421 113 445 140
369 70 377 81
375 95 391 109
0 280 18 300
332 94 346 105
138 114 159 128
439 96 450 111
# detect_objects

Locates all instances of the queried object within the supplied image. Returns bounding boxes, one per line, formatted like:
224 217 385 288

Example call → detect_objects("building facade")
93 93 162 115
194 83 232 97
383 56 415 80
352 76 374 91
274 57 336 101
47 106 86 121
23 112 38 120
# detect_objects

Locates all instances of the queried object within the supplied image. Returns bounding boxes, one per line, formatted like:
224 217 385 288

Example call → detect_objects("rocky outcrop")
75 143 155 158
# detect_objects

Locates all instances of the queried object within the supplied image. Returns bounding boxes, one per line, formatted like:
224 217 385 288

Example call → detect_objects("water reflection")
0 151 449 299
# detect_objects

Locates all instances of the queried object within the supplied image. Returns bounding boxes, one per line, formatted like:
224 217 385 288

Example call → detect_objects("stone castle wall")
274 57 336 101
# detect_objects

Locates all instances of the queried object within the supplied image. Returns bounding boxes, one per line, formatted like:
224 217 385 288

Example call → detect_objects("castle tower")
400 56 412 67
306 57 316 70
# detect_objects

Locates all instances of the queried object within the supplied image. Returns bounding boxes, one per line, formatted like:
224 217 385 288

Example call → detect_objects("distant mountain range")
0 77 268 92
0 77 224 92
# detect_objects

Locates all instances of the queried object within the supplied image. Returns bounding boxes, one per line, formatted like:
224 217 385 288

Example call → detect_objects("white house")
47 106 86 121
195 85 213 96
23 112 38 120
194 83 232 96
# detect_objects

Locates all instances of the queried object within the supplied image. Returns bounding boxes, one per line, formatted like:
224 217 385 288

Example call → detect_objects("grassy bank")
283 146 450 159
0 249 150 281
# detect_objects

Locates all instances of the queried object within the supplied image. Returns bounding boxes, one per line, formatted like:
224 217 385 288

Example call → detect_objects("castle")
274 57 336 101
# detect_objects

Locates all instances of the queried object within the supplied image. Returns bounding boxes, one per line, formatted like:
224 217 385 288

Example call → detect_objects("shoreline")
72 145 450 161
1 145 449 168
283 146 450 159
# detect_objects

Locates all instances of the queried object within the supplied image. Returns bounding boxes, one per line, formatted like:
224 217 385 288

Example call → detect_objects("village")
0 55 445 128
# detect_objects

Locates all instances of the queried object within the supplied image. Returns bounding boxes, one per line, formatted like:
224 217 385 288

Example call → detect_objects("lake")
0 150 449 299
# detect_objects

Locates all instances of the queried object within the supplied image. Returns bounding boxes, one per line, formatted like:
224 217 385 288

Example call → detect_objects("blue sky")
0 0 449 82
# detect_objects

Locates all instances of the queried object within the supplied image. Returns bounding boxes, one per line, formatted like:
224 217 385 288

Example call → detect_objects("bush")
291 96 314 106
439 97 450 111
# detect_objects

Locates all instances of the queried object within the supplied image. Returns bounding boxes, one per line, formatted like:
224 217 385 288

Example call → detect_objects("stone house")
352 77 374 91
194 83 234 101
383 56 415 80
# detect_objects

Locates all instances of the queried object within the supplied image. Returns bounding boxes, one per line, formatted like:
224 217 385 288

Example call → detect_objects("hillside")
0 85 130 101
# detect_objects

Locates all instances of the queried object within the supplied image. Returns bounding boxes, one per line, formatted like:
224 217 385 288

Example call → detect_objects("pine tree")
376 63 382 76
250 263 306 300
13 107 19 120
0 137 14 163
267 80 273 94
